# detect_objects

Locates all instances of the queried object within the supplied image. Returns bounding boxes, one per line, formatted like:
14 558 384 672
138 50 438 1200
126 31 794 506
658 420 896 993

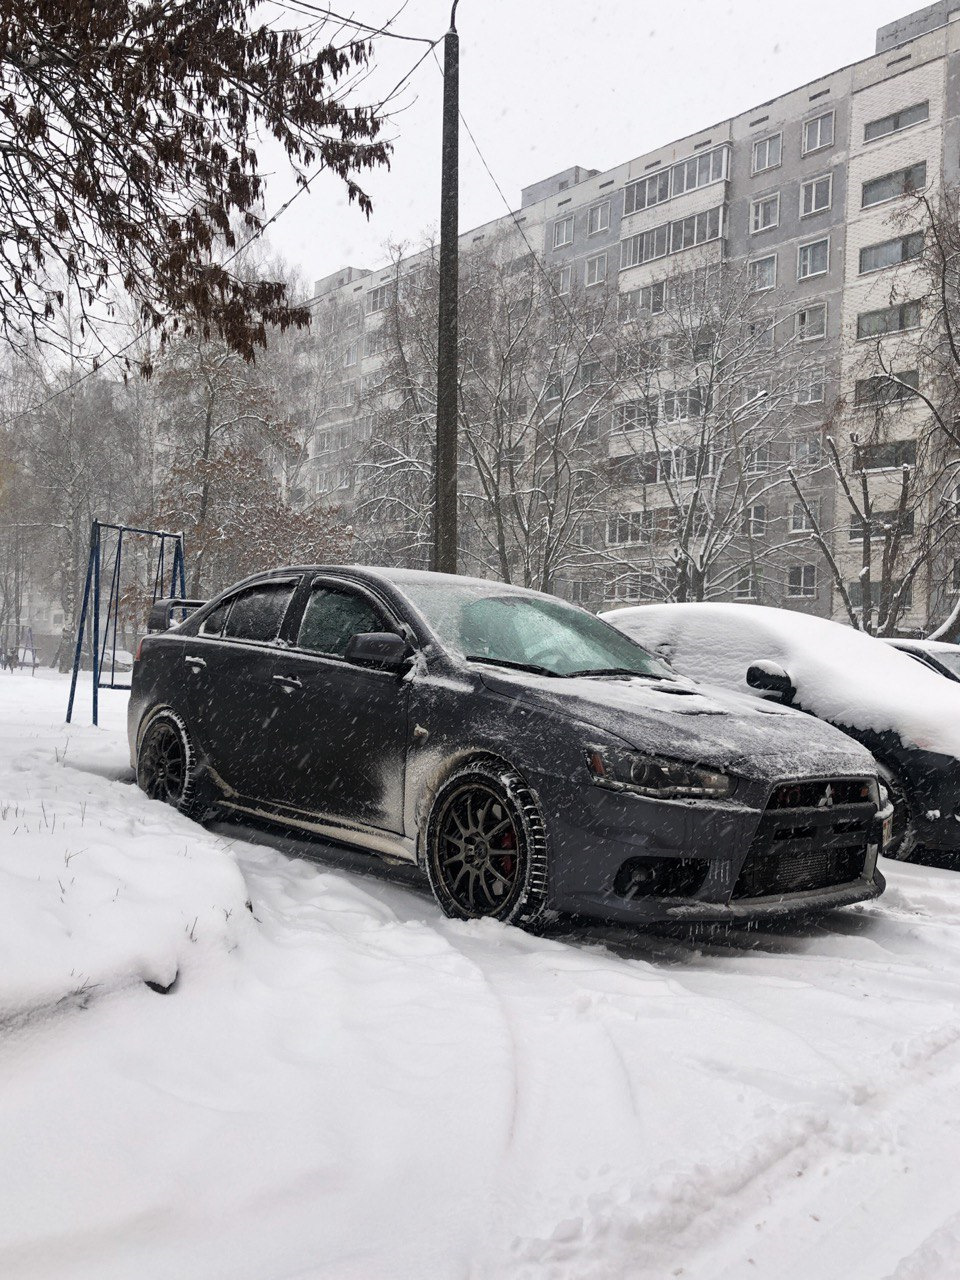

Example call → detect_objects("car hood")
479 669 877 781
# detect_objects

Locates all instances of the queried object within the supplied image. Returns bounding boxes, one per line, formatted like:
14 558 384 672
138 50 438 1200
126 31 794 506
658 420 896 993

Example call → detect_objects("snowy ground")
3 674 960 1279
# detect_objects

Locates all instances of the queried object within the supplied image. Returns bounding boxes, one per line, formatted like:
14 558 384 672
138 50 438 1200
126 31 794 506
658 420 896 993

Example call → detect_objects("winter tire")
137 710 209 821
425 760 549 927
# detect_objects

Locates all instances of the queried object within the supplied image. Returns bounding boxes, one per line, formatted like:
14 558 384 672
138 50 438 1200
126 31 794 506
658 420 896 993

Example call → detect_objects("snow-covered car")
883 637 960 684
602 602 960 864
130 568 886 927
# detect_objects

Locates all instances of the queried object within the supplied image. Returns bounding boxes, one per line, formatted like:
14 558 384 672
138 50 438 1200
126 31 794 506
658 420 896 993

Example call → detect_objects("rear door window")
297 585 389 658
222 582 298 643
200 598 232 637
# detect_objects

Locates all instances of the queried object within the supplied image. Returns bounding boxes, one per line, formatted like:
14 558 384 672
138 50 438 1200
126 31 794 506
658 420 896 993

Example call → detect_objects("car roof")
224 564 558 601
884 637 960 655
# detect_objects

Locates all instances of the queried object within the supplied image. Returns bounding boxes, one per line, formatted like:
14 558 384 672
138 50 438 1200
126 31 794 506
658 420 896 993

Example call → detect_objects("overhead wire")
430 45 621 388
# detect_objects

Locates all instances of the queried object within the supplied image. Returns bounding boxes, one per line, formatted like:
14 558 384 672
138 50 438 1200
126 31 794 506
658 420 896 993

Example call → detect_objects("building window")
856 300 921 339
588 202 610 235
735 568 762 600
790 500 819 533
855 438 918 470
344 339 359 368
800 173 832 217
796 303 826 341
662 387 705 423
859 232 924 274
749 255 777 292
803 111 835 155
556 265 572 295
953 559 960 594
864 101 929 143
553 216 574 249
613 398 658 431
742 504 767 536
748 318 774 351
752 133 782 174
581 412 601 443
585 252 607 286
623 169 671 216
791 436 823 467
787 564 817 597
862 163 926 209
797 237 829 280
364 328 390 358
365 283 396 314
619 206 722 269
854 371 920 409
622 146 728 215
796 364 826 404
750 193 780 233
544 373 564 402
746 444 772 474
849 509 915 541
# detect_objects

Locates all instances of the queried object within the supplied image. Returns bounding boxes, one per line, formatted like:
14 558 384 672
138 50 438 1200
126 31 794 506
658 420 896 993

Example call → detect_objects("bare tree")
603 258 820 604
356 239 616 589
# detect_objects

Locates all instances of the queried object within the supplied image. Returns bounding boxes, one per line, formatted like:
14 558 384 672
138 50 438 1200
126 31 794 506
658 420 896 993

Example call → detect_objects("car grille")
732 778 874 900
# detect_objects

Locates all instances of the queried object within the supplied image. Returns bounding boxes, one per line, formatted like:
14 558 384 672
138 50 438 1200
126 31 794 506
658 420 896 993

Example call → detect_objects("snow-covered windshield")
933 650 960 678
398 581 670 678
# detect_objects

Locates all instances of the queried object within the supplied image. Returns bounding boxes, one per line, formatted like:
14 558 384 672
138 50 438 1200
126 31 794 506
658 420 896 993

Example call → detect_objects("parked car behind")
130 568 887 927
603 602 960 865
883 637 960 683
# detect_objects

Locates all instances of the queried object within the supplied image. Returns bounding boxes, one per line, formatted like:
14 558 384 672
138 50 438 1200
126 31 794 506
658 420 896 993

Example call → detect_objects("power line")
430 50 619 385
271 0 436 45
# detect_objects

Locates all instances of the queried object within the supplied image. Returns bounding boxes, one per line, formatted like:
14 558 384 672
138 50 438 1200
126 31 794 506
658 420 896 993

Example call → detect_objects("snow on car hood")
478 668 876 780
603 602 960 760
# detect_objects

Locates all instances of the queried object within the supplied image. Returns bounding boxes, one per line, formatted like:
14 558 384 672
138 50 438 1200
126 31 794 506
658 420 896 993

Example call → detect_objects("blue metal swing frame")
66 520 186 725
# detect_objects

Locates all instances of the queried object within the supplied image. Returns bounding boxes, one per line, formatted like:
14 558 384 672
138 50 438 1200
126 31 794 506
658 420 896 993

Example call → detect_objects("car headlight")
586 746 734 799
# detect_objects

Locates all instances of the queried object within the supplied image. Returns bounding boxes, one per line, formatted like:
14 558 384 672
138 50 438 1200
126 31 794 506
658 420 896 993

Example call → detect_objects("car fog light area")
613 856 711 899
587 746 733 799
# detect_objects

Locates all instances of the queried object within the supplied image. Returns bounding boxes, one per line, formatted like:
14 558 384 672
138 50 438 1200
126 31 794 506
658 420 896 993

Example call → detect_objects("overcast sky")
263 0 915 290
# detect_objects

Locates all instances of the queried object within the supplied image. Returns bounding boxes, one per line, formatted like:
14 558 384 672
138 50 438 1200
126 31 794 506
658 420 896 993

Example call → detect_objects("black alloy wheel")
137 711 206 820
425 762 549 926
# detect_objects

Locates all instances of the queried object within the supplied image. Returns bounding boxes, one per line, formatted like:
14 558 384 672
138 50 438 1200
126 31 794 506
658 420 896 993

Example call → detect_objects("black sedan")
130 567 887 927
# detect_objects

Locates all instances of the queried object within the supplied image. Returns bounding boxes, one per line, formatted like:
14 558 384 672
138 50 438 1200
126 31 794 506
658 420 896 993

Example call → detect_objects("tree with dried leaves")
0 0 390 367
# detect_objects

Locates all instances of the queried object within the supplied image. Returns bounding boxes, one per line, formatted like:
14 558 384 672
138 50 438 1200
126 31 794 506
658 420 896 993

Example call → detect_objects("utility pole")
433 1 460 574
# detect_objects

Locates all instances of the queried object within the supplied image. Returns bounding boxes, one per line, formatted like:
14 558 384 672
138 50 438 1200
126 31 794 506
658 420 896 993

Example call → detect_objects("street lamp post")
433 1 460 574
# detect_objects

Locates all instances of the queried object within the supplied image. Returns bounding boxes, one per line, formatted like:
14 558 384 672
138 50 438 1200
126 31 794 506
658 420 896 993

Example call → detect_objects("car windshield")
932 650 960 678
397 580 671 679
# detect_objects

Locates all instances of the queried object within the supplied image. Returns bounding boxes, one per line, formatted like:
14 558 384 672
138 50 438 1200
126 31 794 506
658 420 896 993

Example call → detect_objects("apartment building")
299 2 960 631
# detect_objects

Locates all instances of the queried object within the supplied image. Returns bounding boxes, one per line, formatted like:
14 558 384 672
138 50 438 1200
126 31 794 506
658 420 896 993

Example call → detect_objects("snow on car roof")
602 602 960 758
883 637 960 655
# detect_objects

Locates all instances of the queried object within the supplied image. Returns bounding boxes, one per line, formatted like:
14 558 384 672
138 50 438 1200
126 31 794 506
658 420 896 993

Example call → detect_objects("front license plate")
882 812 893 849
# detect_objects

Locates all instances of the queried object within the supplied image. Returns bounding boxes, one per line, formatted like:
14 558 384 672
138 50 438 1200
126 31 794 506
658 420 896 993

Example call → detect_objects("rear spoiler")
147 597 206 633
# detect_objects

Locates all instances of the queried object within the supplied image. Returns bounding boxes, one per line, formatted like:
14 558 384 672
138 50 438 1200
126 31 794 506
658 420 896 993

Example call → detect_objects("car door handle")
184 654 206 669
273 673 303 690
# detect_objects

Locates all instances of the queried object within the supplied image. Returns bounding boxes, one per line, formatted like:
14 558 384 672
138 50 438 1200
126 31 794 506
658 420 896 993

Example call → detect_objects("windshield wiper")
465 655 559 677
564 667 667 679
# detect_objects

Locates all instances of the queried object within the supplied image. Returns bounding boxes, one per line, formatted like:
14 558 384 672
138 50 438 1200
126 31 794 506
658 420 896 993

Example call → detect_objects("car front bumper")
538 775 887 925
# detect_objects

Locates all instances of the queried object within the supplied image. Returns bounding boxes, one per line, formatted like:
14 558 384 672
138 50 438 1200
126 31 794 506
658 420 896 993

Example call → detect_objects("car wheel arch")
414 749 538 867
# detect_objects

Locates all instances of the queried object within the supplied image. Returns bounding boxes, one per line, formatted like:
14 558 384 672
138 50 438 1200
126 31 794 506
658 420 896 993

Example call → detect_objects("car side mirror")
746 661 795 703
344 631 410 671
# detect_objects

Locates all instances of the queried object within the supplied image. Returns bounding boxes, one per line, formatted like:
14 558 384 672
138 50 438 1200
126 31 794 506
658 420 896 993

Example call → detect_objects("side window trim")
287 577 401 663
215 576 302 647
